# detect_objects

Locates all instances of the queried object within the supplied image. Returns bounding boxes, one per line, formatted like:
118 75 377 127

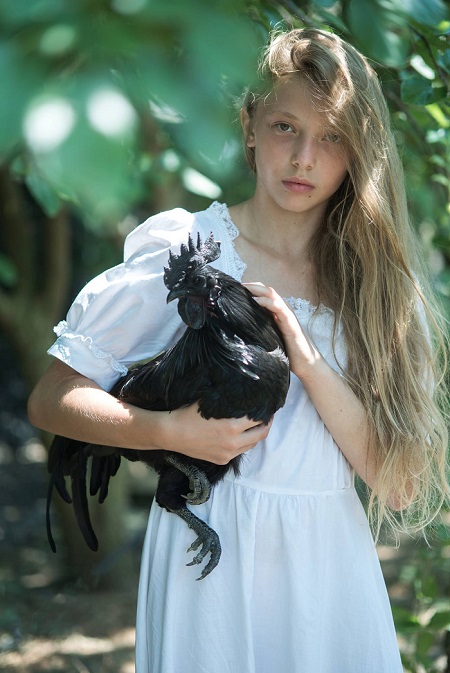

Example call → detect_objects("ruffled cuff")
48 321 128 391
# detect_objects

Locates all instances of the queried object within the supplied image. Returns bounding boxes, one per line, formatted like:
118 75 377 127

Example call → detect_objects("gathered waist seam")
223 476 355 497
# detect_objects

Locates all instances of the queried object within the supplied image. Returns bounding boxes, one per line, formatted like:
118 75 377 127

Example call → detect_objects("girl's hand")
243 282 321 381
160 403 272 464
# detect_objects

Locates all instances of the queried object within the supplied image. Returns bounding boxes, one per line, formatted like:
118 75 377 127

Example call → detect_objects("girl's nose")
292 135 317 170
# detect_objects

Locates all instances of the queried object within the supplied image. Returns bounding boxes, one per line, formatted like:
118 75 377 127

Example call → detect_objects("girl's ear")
240 107 256 148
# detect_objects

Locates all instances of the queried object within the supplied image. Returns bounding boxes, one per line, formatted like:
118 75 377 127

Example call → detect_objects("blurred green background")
0 1 449 671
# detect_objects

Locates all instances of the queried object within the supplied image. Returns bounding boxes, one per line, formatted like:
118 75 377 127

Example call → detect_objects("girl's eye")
274 122 294 133
323 132 341 143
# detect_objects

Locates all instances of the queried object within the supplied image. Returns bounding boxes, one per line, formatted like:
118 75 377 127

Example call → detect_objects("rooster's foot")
170 506 221 580
164 453 211 505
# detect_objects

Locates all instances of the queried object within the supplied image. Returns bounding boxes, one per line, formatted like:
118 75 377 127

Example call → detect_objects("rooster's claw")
171 505 222 579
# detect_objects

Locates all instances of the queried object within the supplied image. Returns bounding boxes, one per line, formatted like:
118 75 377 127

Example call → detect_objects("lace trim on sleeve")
54 321 128 376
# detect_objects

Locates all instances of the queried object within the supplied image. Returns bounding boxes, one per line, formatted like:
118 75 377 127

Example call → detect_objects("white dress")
48 201 403 673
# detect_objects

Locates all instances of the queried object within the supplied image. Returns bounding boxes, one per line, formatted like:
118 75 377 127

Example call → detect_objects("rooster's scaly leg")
164 453 211 505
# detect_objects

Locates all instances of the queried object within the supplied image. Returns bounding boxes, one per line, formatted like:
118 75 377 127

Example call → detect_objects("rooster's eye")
192 276 204 287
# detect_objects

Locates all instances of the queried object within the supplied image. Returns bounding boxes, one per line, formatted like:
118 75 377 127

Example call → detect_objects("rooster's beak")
166 288 185 303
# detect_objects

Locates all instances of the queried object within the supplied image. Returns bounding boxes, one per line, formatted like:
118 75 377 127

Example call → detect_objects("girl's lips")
282 179 314 193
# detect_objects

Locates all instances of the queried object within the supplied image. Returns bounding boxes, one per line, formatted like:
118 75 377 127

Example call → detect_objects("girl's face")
242 78 348 221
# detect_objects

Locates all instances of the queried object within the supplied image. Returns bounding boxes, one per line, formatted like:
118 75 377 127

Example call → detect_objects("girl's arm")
244 283 380 492
28 359 271 464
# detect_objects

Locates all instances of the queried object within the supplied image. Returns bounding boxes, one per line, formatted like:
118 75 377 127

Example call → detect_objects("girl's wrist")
128 405 171 452
291 346 324 384
287 335 323 383
147 408 177 452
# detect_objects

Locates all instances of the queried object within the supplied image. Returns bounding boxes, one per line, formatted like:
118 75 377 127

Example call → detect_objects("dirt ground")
0 438 146 673
0 581 138 673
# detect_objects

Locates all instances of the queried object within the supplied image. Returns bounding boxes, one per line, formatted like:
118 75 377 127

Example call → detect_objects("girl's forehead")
258 78 330 124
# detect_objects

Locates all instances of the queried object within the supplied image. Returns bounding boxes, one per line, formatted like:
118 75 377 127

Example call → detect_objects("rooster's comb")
163 232 221 290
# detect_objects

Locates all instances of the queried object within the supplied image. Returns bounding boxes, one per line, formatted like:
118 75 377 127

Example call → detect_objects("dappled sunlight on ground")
0 577 140 673
0 438 145 673
1 628 136 672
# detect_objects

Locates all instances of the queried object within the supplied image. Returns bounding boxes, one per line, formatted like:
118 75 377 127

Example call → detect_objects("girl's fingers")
232 416 273 440
243 282 285 309
244 283 295 321
243 281 273 297
237 419 273 451
208 417 273 462
243 417 273 436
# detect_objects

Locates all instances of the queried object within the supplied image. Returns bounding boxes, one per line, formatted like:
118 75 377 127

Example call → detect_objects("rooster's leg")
169 505 221 580
164 453 211 505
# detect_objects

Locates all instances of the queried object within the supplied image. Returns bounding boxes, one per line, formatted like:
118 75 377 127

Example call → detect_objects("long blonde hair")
245 28 449 538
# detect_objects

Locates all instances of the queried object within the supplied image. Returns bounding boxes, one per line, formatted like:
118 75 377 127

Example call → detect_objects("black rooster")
47 233 290 579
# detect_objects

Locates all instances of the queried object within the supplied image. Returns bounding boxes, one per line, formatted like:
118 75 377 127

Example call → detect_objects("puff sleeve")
48 208 203 391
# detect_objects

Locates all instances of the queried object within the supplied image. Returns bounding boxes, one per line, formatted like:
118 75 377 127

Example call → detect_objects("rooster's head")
164 233 221 329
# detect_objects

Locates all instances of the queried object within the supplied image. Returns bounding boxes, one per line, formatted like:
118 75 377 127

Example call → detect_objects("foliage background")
0 0 449 671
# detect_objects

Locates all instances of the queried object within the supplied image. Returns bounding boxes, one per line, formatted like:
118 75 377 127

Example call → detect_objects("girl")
28 28 448 673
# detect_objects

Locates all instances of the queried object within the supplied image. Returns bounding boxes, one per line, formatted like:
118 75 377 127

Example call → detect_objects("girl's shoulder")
123 201 235 263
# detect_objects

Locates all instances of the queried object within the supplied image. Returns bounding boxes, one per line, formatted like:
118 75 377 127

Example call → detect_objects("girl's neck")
228 198 321 304
229 195 323 264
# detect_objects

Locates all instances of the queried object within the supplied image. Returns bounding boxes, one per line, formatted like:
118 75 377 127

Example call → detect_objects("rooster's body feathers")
47 233 290 579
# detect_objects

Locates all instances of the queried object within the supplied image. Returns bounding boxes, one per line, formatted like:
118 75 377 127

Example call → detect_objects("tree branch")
0 288 15 335
0 167 35 298
40 207 72 326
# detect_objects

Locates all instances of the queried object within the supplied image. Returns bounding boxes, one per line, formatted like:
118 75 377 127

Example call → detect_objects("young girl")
28 28 448 673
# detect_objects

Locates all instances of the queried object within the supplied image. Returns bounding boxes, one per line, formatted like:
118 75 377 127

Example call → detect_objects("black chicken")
47 232 290 579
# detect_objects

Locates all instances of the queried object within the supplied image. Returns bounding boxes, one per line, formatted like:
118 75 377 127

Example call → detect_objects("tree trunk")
0 167 132 587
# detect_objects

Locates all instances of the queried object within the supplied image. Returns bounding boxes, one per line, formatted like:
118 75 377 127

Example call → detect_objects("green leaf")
0 43 48 156
401 75 443 105
426 103 450 128
430 154 448 168
418 574 438 600
427 610 450 629
0 254 18 288
430 86 447 103
390 0 449 27
0 0 68 28
437 50 450 74
313 0 338 7
32 115 142 222
431 174 450 187
25 171 62 217
399 652 415 672
315 8 349 33
416 629 435 657
344 0 408 67
392 606 421 632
